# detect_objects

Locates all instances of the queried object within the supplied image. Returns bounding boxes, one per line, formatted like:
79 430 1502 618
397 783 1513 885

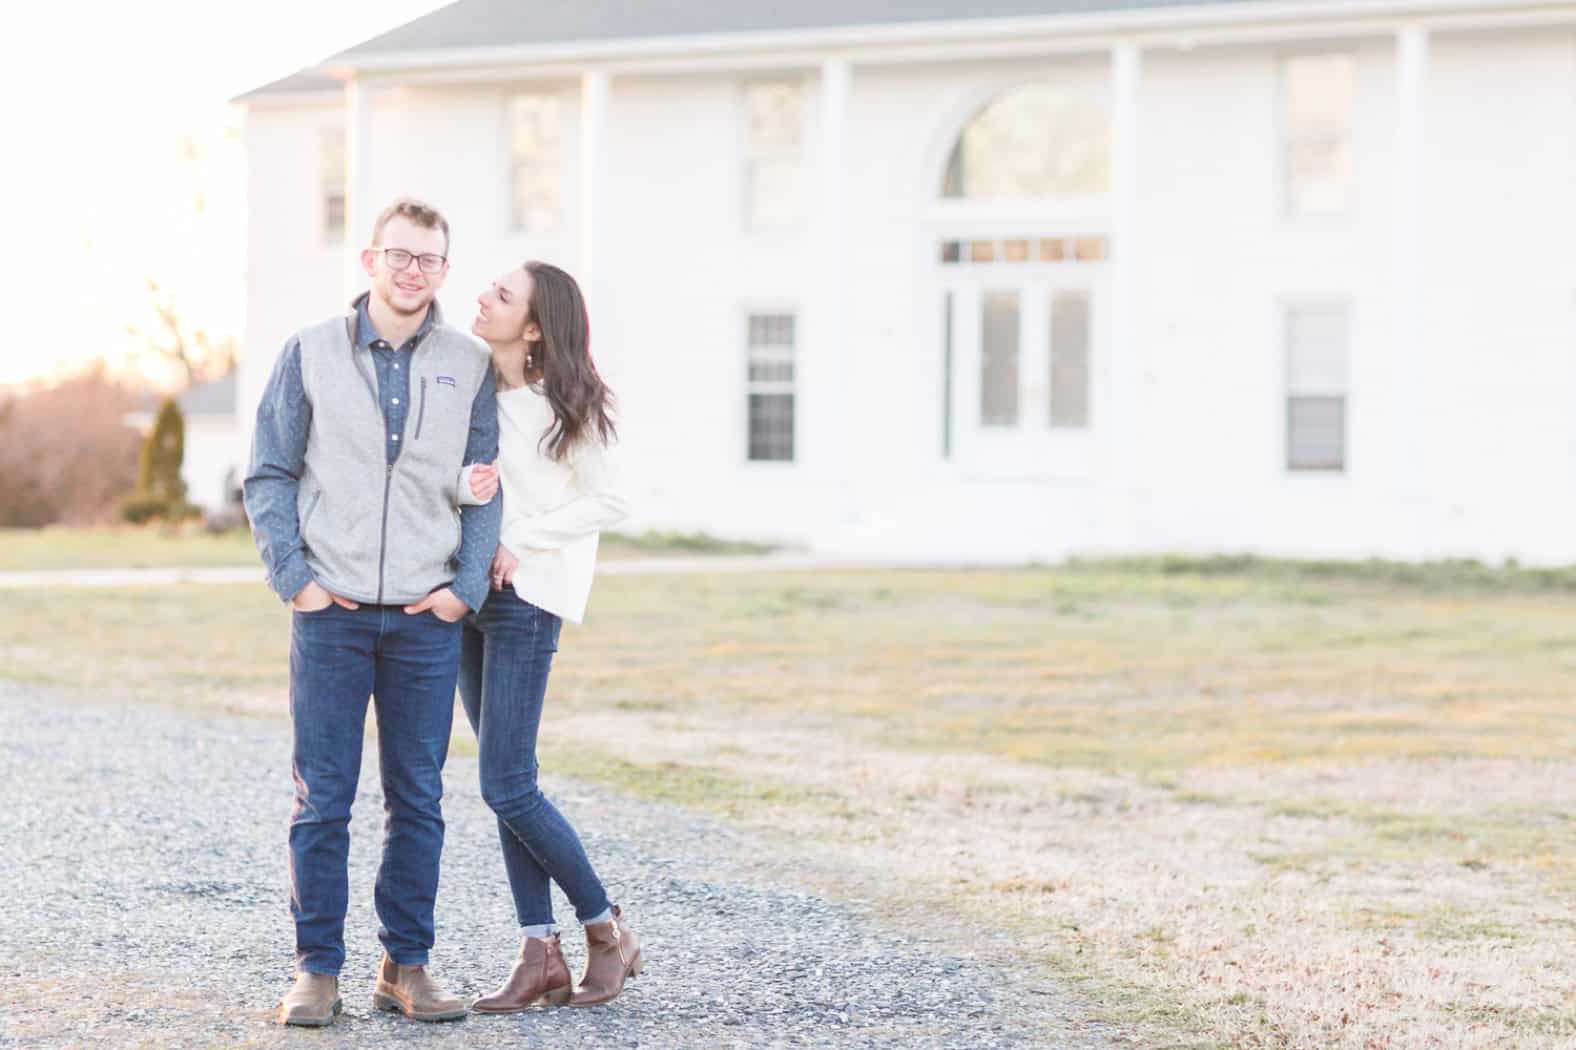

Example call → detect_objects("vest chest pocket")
300 490 323 542
412 373 464 444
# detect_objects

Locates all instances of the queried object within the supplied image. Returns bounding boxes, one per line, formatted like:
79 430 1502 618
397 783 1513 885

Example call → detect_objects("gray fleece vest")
295 304 490 605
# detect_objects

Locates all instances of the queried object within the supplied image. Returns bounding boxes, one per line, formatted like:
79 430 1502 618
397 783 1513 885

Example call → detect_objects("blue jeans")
457 591 611 928
287 603 462 976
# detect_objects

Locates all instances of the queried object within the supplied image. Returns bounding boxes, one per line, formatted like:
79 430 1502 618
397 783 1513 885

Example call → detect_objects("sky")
1 0 451 390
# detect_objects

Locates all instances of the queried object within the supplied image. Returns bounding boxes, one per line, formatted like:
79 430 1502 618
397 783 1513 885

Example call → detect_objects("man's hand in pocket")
404 588 468 623
292 581 359 613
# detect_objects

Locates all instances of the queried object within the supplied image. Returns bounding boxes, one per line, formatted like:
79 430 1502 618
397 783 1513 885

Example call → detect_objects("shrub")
0 366 142 527
120 397 191 523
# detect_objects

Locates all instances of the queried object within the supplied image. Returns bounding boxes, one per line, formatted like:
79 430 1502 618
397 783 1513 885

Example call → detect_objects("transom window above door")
940 236 1109 264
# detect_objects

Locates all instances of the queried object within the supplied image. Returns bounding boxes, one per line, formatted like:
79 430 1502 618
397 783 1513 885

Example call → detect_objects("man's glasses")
378 248 447 274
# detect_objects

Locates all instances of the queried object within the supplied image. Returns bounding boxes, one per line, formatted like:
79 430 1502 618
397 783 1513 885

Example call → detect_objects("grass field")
0 525 774 572
3 560 1572 1048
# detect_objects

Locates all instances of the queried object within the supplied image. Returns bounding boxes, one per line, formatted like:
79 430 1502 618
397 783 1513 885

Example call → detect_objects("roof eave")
243 0 1551 99
325 0 1526 75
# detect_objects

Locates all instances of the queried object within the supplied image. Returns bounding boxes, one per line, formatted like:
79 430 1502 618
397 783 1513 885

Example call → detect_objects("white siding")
238 24 1576 564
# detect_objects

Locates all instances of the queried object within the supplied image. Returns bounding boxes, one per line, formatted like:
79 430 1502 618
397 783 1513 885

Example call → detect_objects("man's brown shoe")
279 972 341 1027
472 933 573 1013
570 905 643 1007
371 955 468 1022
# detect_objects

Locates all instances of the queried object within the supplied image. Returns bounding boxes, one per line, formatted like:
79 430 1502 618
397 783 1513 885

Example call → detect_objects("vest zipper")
414 377 428 440
376 462 393 605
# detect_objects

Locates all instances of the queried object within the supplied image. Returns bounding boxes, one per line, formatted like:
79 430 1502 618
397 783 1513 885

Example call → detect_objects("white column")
1392 26 1429 544
343 77 372 302
1105 42 1141 552
819 59 851 494
578 69 610 362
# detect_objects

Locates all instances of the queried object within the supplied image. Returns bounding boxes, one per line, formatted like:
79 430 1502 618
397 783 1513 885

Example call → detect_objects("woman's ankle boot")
472 934 572 1013
569 906 643 1007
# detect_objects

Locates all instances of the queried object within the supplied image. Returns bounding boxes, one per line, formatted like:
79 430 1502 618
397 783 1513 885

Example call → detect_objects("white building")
236 0 1576 564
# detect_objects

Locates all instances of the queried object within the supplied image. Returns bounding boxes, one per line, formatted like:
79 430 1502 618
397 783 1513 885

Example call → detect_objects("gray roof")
178 372 238 418
333 0 1271 58
242 0 1277 97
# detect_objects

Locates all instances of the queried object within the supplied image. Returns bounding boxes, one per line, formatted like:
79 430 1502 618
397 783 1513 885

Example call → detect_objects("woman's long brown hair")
520 261 616 461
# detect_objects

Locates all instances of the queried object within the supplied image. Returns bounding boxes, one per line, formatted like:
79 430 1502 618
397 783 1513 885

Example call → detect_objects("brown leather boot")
472 934 573 1013
279 972 341 1027
570 905 643 1007
371 954 469 1021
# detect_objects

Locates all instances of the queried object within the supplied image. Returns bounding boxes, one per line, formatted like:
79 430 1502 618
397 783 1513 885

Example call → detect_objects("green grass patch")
0 525 774 573
598 529 778 557
0 525 258 571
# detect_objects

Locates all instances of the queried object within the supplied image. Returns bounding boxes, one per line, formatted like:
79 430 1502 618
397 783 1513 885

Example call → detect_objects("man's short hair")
371 198 450 255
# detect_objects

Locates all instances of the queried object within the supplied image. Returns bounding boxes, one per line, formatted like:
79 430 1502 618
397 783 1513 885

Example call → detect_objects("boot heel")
627 950 644 978
541 983 572 1006
372 992 401 1013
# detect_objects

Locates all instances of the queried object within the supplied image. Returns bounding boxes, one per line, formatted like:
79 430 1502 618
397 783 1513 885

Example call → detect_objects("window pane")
1284 55 1354 216
511 94 561 233
747 157 800 229
1285 55 1355 133
749 314 794 347
1287 396 1345 470
321 127 345 239
748 393 795 461
324 194 346 238
1286 305 1349 391
1288 137 1353 216
968 240 996 263
1050 291 1090 427
748 356 795 383
746 82 801 229
1073 237 1108 262
980 291 1020 426
746 82 800 150
942 83 1110 200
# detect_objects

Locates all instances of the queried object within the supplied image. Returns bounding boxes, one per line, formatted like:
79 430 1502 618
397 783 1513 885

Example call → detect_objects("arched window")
941 83 1110 200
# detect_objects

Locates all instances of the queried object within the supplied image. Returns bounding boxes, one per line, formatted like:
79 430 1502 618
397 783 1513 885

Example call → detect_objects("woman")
456 261 640 1012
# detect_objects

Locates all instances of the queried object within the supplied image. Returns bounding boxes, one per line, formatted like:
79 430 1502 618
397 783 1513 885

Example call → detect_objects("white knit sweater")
461 385 629 623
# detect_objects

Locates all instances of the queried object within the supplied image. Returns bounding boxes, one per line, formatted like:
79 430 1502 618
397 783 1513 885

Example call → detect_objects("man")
244 198 500 1027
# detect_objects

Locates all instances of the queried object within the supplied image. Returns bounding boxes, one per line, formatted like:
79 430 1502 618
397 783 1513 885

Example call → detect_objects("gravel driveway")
0 683 1119 1049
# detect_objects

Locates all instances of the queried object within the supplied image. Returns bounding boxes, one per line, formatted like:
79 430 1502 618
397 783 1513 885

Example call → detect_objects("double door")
944 273 1101 477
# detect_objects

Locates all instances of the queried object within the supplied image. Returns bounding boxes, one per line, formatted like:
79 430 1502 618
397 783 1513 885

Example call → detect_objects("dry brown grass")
2 564 1572 1048
0 525 766 572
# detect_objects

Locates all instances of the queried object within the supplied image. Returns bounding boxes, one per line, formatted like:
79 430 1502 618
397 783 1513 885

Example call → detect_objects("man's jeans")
288 603 463 976
457 591 611 928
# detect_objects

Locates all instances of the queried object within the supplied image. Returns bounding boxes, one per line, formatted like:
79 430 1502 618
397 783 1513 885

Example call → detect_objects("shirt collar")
351 291 438 351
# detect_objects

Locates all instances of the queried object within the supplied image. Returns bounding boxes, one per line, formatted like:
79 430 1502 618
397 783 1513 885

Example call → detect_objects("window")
747 314 796 461
321 127 345 242
510 93 562 234
942 83 1110 200
980 291 1021 427
743 82 802 229
1282 54 1354 217
1049 291 1090 427
938 235 1109 265
1285 304 1349 471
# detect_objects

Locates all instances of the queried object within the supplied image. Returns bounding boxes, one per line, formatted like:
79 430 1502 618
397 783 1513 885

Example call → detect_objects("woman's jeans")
458 590 611 927
288 603 463 976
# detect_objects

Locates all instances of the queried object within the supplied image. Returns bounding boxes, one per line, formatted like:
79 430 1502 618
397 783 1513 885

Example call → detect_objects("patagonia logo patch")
436 376 456 387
